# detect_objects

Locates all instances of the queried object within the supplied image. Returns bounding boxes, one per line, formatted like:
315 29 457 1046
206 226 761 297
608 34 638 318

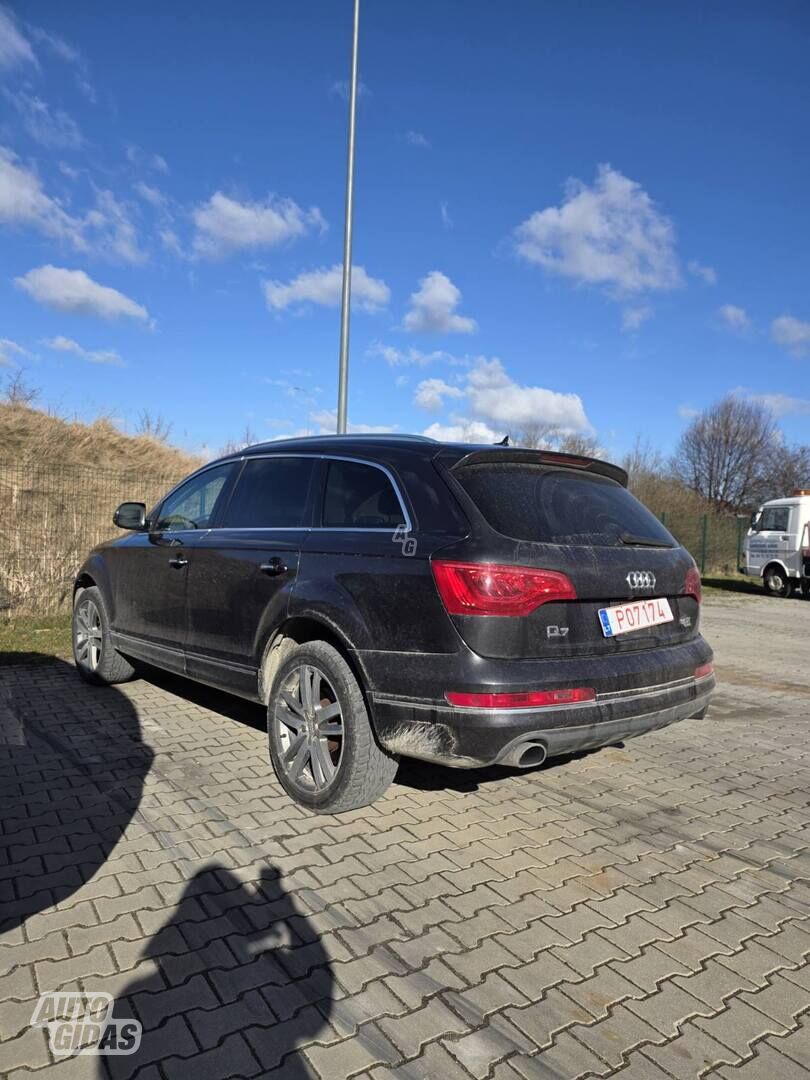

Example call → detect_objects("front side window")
155 464 233 531
759 506 791 532
221 457 315 528
322 459 405 529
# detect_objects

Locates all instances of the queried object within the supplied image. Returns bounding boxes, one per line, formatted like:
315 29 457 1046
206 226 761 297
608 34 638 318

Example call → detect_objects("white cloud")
414 378 465 412
771 314 810 358
514 164 680 296
3 89 83 149
0 149 144 263
42 335 124 366
0 7 36 69
160 228 183 257
0 337 30 366
403 271 477 334
414 356 591 435
739 390 810 418
125 145 169 173
422 419 501 443
718 303 751 332
404 130 430 148
85 190 145 264
15 266 151 323
0 146 84 246
263 264 389 313
677 404 700 419
133 181 167 208
622 305 653 331
330 79 370 100
367 341 450 367
440 201 453 230
29 25 95 101
688 260 717 285
192 191 325 259
308 409 395 435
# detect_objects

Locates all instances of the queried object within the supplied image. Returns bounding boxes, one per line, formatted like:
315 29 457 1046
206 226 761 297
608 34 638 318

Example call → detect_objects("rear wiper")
619 532 673 548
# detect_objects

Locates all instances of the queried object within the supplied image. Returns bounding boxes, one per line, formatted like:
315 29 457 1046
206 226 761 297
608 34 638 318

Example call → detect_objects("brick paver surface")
1 594 809 1078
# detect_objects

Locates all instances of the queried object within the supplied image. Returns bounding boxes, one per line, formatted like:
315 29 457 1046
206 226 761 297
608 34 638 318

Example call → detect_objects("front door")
748 503 795 578
109 463 236 670
184 455 317 697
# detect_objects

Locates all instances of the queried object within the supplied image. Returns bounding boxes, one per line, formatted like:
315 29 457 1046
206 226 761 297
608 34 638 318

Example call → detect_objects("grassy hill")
0 403 205 614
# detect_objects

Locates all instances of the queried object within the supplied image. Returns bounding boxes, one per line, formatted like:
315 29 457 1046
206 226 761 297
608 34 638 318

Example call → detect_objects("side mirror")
113 501 147 530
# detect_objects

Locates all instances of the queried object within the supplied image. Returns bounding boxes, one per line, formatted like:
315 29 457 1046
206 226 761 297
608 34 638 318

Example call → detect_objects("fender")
760 558 795 579
74 553 115 617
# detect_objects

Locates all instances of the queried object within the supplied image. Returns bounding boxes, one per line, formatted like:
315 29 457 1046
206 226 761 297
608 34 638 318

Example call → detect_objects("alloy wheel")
273 663 344 792
74 599 103 670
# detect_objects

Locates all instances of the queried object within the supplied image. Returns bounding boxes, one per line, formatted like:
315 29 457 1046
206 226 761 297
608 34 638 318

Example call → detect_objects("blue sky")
1 0 809 459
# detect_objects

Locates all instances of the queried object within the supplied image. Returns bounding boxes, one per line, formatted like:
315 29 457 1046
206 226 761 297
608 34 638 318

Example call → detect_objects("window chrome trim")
203 452 413 534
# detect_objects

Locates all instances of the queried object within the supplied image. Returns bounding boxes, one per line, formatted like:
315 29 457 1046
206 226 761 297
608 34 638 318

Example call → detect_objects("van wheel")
763 565 793 598
267 640 399 813
72 586 136 685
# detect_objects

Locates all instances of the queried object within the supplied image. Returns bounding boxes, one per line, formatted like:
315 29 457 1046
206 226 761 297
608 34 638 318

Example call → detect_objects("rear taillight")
683 565 702 603
445 688 596 709
431 561 576 617
694 662 714 680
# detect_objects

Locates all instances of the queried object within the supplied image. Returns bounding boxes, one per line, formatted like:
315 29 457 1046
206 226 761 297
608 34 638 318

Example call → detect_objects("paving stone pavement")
1 596 809 1079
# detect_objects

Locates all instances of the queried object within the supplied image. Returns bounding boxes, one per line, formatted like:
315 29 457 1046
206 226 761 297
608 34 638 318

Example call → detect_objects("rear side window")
222 457 314 528
759 506 791 532
323 460 405 528
454 463 674 547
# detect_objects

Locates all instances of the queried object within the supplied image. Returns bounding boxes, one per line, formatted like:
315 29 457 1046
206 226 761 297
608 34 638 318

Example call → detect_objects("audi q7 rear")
74 435 714 814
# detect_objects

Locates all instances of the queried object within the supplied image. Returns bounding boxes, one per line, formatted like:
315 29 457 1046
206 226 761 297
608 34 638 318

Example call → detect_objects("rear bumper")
363 637 714 769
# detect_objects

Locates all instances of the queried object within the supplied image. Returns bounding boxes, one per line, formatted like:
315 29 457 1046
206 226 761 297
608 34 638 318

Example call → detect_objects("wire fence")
0 463 184 615
657 510 748 576
0 462 749 615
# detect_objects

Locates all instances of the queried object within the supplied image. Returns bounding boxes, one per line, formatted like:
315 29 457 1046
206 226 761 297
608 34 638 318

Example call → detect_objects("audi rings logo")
626 570 656 590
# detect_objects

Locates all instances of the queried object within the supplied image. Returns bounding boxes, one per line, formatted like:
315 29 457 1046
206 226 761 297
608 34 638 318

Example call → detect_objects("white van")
741 491 810 597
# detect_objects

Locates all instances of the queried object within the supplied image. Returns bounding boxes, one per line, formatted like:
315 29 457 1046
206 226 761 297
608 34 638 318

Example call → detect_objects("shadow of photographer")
99 864 334 1080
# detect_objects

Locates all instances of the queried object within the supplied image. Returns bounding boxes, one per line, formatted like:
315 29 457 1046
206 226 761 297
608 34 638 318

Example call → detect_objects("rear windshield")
454 463 674 547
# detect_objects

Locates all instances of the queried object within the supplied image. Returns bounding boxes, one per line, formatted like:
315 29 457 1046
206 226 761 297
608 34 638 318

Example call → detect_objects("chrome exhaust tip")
502 741 548 769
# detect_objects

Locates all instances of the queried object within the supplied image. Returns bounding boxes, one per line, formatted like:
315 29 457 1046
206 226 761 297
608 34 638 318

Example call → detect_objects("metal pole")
336 0 360 435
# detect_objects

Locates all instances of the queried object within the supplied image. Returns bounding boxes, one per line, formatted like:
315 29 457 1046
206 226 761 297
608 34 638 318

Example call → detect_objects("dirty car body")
74 435 715 809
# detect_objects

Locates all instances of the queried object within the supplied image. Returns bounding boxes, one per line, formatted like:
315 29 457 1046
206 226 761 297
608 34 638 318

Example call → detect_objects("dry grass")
0 403 205 615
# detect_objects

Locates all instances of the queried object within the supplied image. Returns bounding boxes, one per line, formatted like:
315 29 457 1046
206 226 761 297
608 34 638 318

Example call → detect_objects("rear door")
440 456 698 660
183 455 316 695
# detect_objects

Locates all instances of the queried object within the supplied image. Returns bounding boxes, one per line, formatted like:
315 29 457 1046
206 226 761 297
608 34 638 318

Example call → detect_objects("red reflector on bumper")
445 687 596 709
694 662 714 680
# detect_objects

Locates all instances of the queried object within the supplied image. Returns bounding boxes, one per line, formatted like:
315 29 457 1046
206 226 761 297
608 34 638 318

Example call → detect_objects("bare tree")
515 421 559 449
2 370 40 407
766 441 810 498
672 396 778 511
135 410 173 443
515 423 601 458
556 432 601 458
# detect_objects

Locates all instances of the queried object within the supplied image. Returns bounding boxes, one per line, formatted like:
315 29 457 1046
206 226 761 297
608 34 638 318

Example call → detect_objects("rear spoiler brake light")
443 448 628 487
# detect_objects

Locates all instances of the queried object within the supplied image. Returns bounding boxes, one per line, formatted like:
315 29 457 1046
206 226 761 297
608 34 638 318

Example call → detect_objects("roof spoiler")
445 447 628 488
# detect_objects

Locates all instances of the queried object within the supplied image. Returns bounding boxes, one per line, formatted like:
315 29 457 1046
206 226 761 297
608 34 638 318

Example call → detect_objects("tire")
72 586 136 685
267 640 398 813
763 565 793 598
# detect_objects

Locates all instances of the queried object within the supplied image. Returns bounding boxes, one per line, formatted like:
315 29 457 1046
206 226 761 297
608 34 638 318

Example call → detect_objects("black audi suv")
73 435 714 812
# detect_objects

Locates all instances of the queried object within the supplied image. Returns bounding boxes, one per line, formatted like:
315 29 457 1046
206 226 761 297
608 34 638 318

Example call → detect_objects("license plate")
598 597 673 638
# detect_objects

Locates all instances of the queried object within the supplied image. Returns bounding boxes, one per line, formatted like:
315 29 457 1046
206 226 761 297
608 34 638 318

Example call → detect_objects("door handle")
168 555 188 569
259 557 288 576
780 535 790 541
